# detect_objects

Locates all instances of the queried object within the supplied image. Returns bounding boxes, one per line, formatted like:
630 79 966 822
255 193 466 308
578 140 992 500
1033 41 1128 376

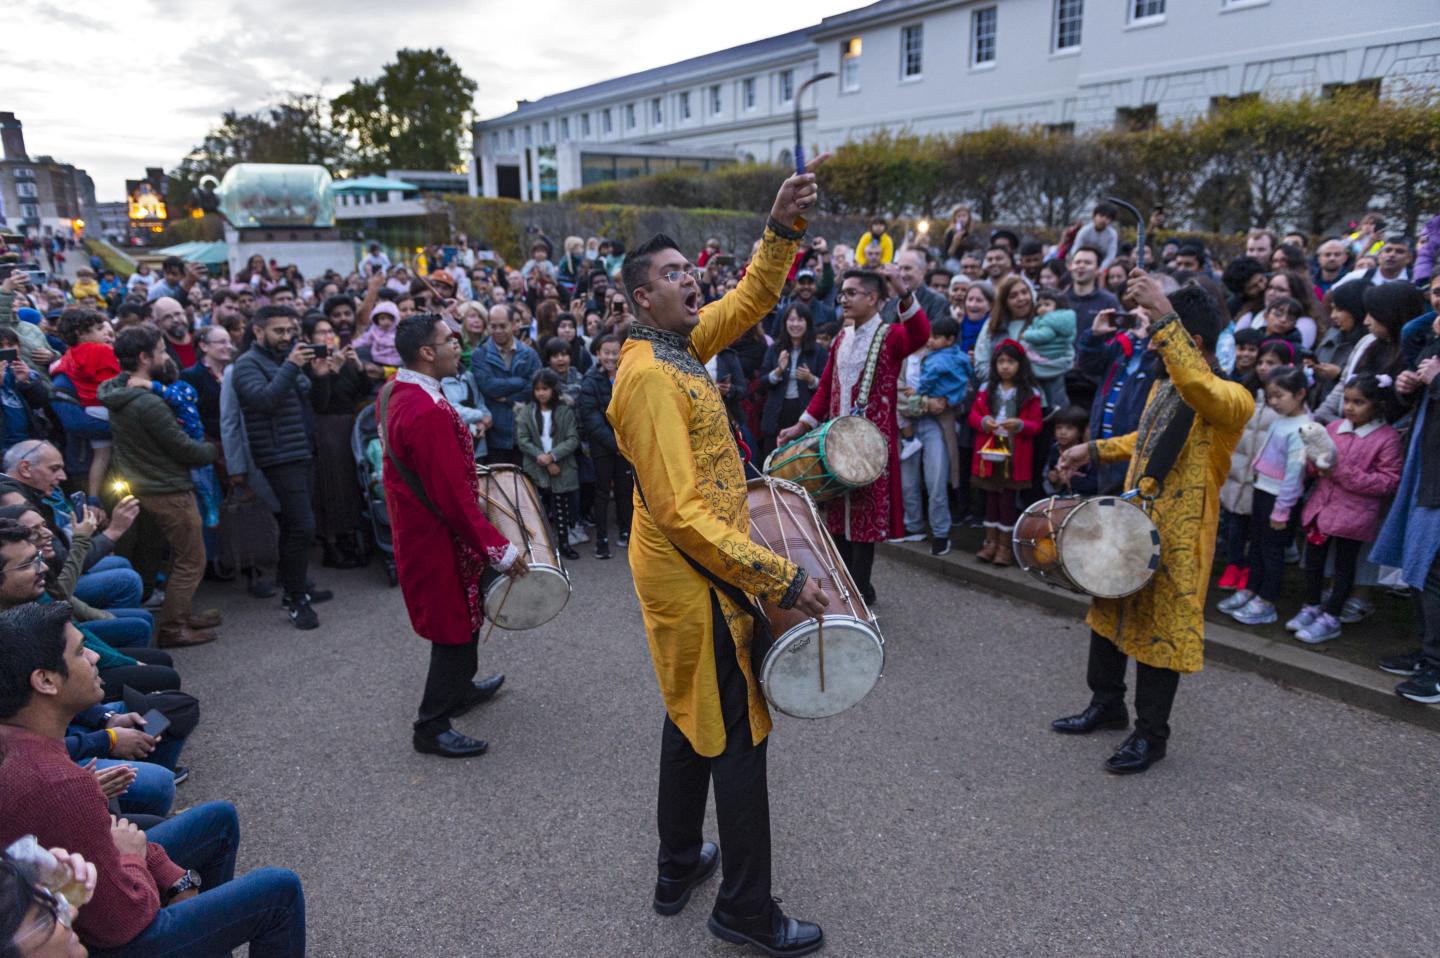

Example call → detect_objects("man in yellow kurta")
1055 270 1252 775
608 166 831 956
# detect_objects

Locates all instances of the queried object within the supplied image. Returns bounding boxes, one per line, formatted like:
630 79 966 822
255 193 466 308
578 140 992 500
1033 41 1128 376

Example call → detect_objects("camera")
1113 311 1139 329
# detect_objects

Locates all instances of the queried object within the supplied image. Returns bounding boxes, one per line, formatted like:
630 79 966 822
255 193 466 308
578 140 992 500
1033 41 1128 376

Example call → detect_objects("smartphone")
0 264 15 281
0 348 17 362
714 254 735 267
138 708 171 740
21 270 47 288
311 344 330 359
69 491 87 523
1113 311 1138 329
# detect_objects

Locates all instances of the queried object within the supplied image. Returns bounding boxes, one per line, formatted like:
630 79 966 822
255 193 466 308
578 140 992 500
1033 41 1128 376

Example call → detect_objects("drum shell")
1013 495 1160 599
763 415 885 503
745 477 883 717
1013 496 1086 592
475 464 571 629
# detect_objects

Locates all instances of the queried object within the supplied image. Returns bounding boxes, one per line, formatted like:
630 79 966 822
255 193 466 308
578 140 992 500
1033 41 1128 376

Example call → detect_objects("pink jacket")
1300 419 1403 542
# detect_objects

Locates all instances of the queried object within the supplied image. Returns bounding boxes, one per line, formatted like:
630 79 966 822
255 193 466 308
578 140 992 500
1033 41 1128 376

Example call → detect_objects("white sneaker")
1285 605 1321 633
143 588 166 610
567 525 589 545
900 438 923 461
1296 613 1342 644
1217 589 1253 613
1231 596 1278 625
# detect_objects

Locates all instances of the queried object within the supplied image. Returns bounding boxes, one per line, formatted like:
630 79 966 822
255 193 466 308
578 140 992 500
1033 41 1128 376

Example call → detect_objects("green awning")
331 176 420 193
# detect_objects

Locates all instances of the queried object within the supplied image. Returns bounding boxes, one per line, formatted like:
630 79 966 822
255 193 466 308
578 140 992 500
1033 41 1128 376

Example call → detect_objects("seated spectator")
0 841 94 956
99 327 219 648
0 602 307 956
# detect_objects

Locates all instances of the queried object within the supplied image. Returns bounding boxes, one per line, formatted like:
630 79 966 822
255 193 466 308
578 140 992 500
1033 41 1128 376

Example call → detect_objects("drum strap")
1139 402 1196 496
378 380 447 524
853 318 889 413
632 476 776 670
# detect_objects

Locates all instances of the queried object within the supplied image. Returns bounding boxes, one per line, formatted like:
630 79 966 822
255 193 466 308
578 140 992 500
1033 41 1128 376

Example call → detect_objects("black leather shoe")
1103 732 1166 775
653 841 719 915
448 674 505 719
1051 703 1129 735
708 899 823 957
413 729 489 758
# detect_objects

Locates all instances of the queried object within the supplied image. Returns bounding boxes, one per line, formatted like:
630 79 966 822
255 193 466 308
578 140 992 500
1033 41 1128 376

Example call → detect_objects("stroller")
351 404 398 586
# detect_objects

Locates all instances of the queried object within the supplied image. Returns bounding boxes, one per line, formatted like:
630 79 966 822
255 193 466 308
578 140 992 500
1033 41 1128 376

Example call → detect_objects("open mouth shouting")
683 287 700 317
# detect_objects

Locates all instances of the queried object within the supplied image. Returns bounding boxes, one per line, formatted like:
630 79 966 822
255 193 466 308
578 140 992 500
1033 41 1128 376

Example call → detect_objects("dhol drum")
1013 495 1160 599
475 464 571 630
763 415 886 503
745 477 884 719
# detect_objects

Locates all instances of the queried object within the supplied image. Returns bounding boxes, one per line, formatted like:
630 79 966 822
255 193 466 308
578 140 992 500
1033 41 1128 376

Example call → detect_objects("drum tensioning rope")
765 480 829 693
1105 196 1146 270
793 73 836 178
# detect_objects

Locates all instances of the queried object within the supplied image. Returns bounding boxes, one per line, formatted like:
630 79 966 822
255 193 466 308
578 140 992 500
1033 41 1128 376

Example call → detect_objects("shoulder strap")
854 318 889 412
1140 402 1196 495
378 380 446 523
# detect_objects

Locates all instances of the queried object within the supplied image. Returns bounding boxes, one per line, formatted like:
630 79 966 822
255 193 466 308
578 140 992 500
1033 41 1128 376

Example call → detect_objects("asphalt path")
173 548 1439 957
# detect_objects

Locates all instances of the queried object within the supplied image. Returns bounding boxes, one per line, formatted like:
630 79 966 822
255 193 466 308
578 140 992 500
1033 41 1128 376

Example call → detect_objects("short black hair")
1169 284 1224 353
252 304 299 329
590 334 619 355
985 245 1015 265
929 315 960 340
322 294 355 319
1175 243 1207 264
924 268 954 287
542 338 570 362
395 313 447 364
1053 405 1090 431
1093 202 1118 219
114 325 162 372
1221 256 1269 297
0 600 75 719
1018 239 1044 257
621 234 682 309
162 255 185 273
0 328 17 348
840 269 885 299
211 288 234 306
58 308 109 347
1070 245 1105 265
1233 326 1267 348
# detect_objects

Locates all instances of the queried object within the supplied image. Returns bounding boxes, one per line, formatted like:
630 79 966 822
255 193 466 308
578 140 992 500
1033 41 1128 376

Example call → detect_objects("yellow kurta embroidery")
1086 316 1253 673
609 227 805 757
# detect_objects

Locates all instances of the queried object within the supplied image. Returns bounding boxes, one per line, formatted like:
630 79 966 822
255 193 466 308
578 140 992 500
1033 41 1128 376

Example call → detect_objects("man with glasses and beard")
610 162 831 956
380 314 528 758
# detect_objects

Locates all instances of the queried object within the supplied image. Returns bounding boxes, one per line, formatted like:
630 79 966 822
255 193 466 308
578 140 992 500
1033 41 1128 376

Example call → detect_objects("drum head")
1058 498 1160 599
484 566 571 630
761 617 883 719
825 417 887 487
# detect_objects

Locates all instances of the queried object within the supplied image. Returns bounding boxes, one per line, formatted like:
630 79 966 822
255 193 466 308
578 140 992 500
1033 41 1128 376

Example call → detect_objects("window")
840 37 861 91
20 204 38 220
489 132 500 149
651 97 663 125
506 129 516 149
971 8 996 65
559 117 570 141
580 112 591 137
1053 0 1083 51
1323 79 1381 101
901 25 923 79
1115 104 1157 131
541 120 551 142
625 103 636 129
15 182 37 198
680 91 692 120
601 108 613 134
710 84 723 115
742 77 756 110
778 69 795 103
525 126 533 146
1130 0 1164 20
11 168 34 179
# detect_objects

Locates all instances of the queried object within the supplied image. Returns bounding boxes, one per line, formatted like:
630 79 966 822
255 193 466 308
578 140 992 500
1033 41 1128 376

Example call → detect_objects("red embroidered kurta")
803 306 931 542
381 377 513 644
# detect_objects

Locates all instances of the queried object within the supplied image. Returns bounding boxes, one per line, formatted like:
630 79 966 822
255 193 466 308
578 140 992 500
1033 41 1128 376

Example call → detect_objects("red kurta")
804 306 931 542
380 377 513 644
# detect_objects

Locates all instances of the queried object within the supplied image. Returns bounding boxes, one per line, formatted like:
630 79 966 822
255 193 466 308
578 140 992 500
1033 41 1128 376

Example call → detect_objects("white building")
474 0 1440 199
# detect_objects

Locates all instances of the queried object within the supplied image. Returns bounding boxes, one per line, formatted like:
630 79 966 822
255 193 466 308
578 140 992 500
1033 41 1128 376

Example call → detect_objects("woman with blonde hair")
557 236 586 294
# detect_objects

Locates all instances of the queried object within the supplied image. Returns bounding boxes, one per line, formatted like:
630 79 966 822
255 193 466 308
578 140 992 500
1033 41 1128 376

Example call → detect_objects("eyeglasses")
838 287 876 299
4 867 72 951
3 551 45 574
424 335 461 349
634 267 703 290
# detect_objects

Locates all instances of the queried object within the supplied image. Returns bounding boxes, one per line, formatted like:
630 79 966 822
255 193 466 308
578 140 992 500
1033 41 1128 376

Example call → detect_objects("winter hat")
15 307 42 326
370 301 400 322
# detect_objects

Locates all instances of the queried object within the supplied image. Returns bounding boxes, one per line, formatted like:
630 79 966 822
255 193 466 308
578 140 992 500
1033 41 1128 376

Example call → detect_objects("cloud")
9 0 846 200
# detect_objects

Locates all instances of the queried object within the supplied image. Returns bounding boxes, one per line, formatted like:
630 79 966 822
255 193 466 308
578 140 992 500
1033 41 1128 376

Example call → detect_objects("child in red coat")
968 339 1043 566
1289 374 1404 643
51 308 119 500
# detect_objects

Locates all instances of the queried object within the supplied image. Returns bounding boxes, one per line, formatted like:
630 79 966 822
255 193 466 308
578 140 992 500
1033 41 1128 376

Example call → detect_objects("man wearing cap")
771 269 833 337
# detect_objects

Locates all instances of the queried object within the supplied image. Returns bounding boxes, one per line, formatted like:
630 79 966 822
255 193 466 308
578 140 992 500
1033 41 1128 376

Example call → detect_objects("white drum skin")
760 616 885 719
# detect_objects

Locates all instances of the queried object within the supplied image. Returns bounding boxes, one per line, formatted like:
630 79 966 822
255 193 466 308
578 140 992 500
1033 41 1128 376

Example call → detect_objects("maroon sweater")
0 725 184 949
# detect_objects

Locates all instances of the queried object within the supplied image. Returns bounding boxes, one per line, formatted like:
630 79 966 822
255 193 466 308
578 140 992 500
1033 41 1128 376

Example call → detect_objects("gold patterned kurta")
1086 315 1252 673
609 226 807 757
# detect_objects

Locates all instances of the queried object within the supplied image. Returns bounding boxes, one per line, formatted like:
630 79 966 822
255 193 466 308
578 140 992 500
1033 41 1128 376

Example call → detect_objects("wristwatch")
164 869 202 904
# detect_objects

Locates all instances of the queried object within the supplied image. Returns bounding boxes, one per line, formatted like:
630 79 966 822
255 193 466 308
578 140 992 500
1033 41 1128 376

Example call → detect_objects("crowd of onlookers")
2 200 1439 953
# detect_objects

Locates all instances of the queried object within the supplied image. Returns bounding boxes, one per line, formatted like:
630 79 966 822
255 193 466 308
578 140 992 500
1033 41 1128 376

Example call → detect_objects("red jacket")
381 378 513 644
53 341 120 405
1300 418 1404 542
968 387 1044 482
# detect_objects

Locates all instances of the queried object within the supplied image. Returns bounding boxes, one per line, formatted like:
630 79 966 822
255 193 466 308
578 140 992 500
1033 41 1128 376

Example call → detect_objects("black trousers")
834 535 876 601
1246 489 1290 602
262 460 316 598
100 647 180 700
1420 554 1440 673
486 447 523 467
1303 535 1363 615
656 596 772 918
1086 631 1181 743
414 637 478 737
592 453 633 542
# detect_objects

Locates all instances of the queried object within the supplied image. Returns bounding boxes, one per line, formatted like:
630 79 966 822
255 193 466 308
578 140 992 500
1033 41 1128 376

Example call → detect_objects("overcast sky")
9 0 853 201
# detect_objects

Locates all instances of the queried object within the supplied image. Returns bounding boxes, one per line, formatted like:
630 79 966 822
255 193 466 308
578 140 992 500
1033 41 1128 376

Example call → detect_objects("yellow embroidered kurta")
1086 316 1252 673
609 227 807 757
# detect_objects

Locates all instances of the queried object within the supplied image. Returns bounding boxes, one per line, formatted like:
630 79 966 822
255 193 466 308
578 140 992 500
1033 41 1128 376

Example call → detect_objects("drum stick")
816 616 826 693
481 578 515 644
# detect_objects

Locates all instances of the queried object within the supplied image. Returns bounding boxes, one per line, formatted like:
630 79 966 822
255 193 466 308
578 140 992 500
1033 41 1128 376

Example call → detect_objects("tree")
331 48 478 174
1356 95 1440 239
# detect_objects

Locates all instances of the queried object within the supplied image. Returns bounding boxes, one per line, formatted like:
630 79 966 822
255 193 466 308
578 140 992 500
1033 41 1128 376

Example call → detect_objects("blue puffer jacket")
471 338 541 451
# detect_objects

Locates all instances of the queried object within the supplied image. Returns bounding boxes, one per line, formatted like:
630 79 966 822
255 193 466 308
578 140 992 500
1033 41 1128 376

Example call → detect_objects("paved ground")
173 548 1438 957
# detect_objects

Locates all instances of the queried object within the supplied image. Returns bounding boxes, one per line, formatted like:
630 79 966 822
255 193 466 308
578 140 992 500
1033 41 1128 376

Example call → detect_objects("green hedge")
566 93 1440 240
